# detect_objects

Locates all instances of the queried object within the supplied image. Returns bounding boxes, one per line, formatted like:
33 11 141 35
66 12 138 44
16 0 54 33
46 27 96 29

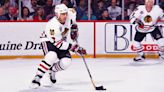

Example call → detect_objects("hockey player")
130 0 164 61
30 4 86 88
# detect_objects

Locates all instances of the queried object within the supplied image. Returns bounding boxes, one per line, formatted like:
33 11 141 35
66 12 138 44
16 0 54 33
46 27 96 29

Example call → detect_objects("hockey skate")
133 55 145 62
159 54 164 60
49 70 57 84
42 69 57 87
30 75 41 89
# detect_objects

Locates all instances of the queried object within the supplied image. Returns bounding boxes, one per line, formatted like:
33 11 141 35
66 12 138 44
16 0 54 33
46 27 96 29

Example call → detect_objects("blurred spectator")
22 0 30 7
4 6 17 20
37 0 46 6
0 0 5 6
116 9 129 20
43 0 53 17
159 0 164 10
94 0 107 20
33 6 45 20
46 5 55 20
61 0 74 8
9 0 18 7
76 0 87 20
124 9 130 20
90 0 97 14
19 7 33 20
0 0 162 21
80 9 97 20
116 0 122 7
25 0 39 16
61 0 69 7
0 7 7 20
104 0 111 7
127 1 136 16
70 0 77 8
0 0 9 6
75 0 80 6
2 1 10 14
125 0 143 6
52 0 61 6
134 0 144 5
107 0 121 20
98 9 112 20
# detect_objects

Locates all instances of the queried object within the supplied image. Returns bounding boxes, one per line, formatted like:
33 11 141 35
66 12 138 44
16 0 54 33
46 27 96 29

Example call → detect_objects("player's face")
58 12 68 24
145 0 154 12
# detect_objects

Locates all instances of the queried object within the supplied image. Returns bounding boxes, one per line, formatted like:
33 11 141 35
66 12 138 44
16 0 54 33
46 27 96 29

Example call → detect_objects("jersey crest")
144 15 152 23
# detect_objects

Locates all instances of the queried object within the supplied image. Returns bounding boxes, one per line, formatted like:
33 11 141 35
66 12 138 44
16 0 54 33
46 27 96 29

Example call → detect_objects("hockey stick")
75 40 106 90
80 54 106 90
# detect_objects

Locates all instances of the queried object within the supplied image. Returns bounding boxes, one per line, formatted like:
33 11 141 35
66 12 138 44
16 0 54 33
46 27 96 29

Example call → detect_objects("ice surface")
0 58 164 92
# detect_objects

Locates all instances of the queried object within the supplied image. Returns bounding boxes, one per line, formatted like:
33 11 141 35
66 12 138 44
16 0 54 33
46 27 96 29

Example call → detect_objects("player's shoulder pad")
133 5 143 12
49 17 59 23
68 8 77 19
137 5 144 10
47 17 55 23
154 5 160 8
46 17 59 27
154 5 163 11
68 8 76 13
68 8 77 16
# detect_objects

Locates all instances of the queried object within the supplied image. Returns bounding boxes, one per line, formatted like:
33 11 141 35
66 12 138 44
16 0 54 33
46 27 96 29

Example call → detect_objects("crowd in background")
0 0 163 21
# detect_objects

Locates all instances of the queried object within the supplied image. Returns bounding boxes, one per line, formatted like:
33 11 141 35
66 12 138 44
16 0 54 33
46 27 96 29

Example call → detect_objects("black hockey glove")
70 44 87 55
135 19 144 28
70 24 79 41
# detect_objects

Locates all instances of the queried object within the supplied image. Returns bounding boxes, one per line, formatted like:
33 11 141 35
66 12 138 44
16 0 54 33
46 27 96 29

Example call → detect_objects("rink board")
0 21 163 59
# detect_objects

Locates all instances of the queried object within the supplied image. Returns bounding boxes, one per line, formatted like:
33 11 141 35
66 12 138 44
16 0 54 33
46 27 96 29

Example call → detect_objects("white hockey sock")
52 58 71 72
36 60 51 78
52 61 64 72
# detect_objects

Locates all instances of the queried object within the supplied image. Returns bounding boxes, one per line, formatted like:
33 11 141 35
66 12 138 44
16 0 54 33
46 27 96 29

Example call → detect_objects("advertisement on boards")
96 22 164 55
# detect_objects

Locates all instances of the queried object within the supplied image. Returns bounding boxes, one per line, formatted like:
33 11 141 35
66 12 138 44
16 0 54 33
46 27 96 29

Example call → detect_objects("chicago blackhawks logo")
50 29 55 35
144 15 152 23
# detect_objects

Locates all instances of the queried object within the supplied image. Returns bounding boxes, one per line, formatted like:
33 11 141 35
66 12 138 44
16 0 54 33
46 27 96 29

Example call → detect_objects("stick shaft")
81 55 96 88
75 40 97 89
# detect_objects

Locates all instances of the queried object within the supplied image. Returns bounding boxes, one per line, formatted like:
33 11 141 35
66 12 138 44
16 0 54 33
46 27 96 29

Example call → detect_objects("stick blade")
95 86 106 90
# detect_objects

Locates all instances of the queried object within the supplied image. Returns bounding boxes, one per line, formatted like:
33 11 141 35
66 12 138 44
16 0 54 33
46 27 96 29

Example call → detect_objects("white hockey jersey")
130 5 163 33
40 8 77 50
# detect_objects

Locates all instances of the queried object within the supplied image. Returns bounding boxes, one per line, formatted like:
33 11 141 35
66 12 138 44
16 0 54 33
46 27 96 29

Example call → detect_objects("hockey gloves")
135 19 144 28
70 24 79 41
70 24 86 55
70 44 87 55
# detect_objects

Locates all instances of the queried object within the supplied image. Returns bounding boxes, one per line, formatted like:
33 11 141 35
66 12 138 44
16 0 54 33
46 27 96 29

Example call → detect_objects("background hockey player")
130 0 164 61
31 4 86 88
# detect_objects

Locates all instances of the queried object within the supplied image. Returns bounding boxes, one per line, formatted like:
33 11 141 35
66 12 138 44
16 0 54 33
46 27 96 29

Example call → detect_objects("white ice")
0 58 164 92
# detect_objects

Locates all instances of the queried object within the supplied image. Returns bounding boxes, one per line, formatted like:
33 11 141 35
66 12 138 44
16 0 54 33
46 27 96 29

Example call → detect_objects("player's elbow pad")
130 18 136 24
